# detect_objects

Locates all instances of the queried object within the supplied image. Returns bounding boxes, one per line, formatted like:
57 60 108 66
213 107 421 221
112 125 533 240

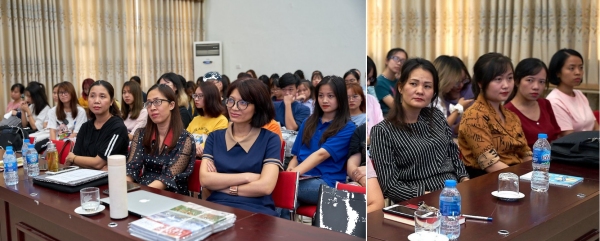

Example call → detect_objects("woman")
65 81 129 170
47 82 88 140
296 80 314 114
200 78 281 216
285 76 356 215
505 58 561 149
270 77 283 102
367 56 378 97
52 83 60 106
294 70 305 80
186 82 228 157
121 81 148 140
185 81 197 116
129 76 147 102
346 123 366 186
370 58 469 203
311 70 323 87
458 53 532 178
6 83 24 114
433 55 475 137
157 72 192 128
221 75 231 97
376 48 408 116
77 78 95 109
20 82 50 131
126 84 196 195
347 83 366 126
344 69 360 85
546 49 598 136
246 69 257 79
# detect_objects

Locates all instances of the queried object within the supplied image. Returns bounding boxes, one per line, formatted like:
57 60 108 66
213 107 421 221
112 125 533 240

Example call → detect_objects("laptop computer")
100 190 185 217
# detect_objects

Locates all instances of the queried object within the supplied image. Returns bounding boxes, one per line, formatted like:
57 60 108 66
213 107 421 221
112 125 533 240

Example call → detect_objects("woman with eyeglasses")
65 81 128 170
121 81 148 140
281 76 356 219
126 84 196 195
376 48 408 116
344 69 360 85
296 80 315 114
47 82 88 140
433 55 475 137
187 82 228 157
347 83 366 126
200 78 282 216
157 73 192 129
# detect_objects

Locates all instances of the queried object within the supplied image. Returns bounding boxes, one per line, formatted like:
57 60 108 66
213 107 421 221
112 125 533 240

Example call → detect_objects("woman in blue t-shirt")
286 76 356 211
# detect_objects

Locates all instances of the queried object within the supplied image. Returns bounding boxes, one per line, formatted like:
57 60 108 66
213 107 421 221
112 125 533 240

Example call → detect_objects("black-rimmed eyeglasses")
144 99 171 109
224 97 251 110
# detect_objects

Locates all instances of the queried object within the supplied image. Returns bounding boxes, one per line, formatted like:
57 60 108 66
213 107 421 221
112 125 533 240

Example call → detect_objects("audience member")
6 83 24 114
376 48 408 116
185 81 198 116
20 82 50 131
221 74 231 97
187 82 228 157
347 83 366 126
51 83 59 106
78 78 95 109
311 70 323 87
121 81 148 140
344 69 360 85
273 73 310 131
246 69 257 79
296 80 315 114
47 82 87 140
367 56 378 97
294 69 305 80
130 76 147 102
347 123 366 186
157 72 192 128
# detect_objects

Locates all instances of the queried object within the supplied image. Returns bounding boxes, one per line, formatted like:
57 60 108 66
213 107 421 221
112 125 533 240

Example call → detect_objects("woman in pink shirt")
546 49 598 136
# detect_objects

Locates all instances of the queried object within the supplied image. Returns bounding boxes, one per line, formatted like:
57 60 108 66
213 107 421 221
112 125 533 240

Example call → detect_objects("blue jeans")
279 178 328 219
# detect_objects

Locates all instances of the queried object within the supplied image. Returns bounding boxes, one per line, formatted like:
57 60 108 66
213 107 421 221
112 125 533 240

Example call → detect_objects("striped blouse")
370 108 469 203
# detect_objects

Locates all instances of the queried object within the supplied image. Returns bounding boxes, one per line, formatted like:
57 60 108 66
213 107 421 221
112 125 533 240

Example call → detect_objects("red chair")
272 171 298 220
188 159 202 198
296 205 317 222
594 110 599 124
336 182 366 194
280 141 286 162
51 140 73 165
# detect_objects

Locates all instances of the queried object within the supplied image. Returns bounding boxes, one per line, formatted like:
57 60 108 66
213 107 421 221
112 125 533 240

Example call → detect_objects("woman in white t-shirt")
20 82 50 131
47 82 87 140
546 49 599 137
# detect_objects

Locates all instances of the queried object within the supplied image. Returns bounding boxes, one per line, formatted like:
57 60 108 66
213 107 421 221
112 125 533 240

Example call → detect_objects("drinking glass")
414 210 441 240
80 187 100 212
498 172 519 195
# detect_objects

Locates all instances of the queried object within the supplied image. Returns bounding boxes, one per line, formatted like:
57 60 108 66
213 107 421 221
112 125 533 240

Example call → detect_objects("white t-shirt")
46 106 88 139
546 89 596 132
26 104 51 131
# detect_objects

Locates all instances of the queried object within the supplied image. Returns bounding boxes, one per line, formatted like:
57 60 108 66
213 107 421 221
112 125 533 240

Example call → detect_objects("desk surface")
368 162 600 241
0 169 362 241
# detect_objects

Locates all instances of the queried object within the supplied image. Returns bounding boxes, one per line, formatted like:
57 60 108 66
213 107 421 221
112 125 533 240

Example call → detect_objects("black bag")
551 131 599 168
314 185 366 238
0 126 28 152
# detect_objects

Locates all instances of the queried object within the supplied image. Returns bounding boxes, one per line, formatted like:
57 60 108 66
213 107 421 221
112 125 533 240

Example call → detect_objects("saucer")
408 232 449 241
491 191 525 201
74 204 105 216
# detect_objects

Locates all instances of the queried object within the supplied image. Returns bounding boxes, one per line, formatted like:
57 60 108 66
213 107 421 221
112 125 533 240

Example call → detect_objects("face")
271 86 282 99
159 78 177 92
297 84 310 98
318 84 338 114
386 51 407 74
557 55 584 87
122 86 134 105
83 83 91 95
347 89 362 111
226 89 254 124
53 87 59 103
450 70 469 94
517 69 546 101
345 75 358 84
399 68 435 110
193 87 204 109
483 68 514 103
146 89 175 125
58 88 71 103
281 84 297 97
24 91 32 104
88 85 112 115
367 68 374 86
312 76 322 86
11 88 20 101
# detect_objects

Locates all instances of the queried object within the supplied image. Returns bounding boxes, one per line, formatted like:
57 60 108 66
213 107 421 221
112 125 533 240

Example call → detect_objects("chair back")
272 171 298 210
280 141 286 161
336 182 366 194
188 159 202 193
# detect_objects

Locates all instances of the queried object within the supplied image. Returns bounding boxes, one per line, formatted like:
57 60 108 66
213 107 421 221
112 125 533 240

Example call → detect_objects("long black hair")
25 82 49 115
87 80 120 120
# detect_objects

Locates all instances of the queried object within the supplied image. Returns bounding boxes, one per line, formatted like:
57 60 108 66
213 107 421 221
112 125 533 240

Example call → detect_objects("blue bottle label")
440 200 461 216
4 160 17 172
26 153 38 165
533 148 551 165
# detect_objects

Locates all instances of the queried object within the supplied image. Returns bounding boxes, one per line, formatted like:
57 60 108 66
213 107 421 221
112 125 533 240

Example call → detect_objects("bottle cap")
28 144 35 149
445 179 457 187
6 146 13 151
24 139 30 144
538 133 547 139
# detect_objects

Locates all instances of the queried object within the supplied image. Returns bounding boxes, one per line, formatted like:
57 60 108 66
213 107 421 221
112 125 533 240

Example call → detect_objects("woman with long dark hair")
47 82 88 140
126 84 196 195
121 81 148 140
20 82 50 131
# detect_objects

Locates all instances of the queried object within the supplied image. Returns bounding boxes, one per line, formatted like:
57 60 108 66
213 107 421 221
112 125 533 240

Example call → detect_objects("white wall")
203 0 366 83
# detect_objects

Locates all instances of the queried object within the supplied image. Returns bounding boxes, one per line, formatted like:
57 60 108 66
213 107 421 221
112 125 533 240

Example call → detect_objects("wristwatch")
229 185 238 196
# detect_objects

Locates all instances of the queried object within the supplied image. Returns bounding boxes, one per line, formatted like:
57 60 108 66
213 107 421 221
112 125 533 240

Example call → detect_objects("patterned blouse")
126 128 196 195
458 94 532 170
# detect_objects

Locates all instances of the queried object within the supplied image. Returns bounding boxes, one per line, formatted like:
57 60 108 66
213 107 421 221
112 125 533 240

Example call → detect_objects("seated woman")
546 49 599 136
200 78 282 216
21 82 50 131
505 58 561 149
366 159 384 213
121 81 148 140
433 55 475 137
296 80 315 114
376 48 408 116
458 53 532 178
186 82 228 157
311 70 323 87
47 82 88 140
157 73 192 128
6 83 24 114
367 56 378 97
347 83 366 126
346 123 366 186
370 58 469 203
77 78 95 109
126 84 196 195
285 76 356 214
65 81 129 170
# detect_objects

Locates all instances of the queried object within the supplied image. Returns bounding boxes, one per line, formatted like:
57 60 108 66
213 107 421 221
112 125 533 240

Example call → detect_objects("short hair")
130 76 141 85
121 81 144 120
548 48 584 86
346 83 366 113
196 82 225 118
278 72 299 88
87 80 120 120
226 78 275 128
507 58 549 103
367 56 378 86
294 70 305 80
11 83 25 94
143 84 183 155
472 52 514 98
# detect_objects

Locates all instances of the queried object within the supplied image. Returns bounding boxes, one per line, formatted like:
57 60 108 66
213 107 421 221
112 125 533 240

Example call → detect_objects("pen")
463 214 493 221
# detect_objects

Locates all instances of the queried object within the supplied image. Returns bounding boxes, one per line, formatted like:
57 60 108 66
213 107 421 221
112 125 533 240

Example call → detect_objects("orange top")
262 119 283 143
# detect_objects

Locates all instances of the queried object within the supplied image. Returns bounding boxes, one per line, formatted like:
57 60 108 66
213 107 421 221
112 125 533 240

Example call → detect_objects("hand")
286 158 298 171
195 143 204 157
11 110 17 116
245 173 261 183
351 166 366 182
358 176 367 187
296 94 306 102
458 97 474 108
20 102 30 114
283 94 295 105
460 177 470 182
66 152 76 166
206 160 217 172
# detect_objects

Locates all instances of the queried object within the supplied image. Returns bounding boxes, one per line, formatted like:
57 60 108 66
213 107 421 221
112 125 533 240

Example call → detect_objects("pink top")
366 94 384 138
5 101 21 113
546 89 596 132
123 108 148 135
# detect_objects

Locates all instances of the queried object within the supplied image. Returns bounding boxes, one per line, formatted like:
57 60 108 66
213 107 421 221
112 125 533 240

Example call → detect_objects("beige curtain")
0 0 202 111
368 0 599 91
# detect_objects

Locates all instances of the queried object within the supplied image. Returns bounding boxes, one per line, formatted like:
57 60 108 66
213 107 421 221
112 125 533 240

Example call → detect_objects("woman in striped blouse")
370 58 469 203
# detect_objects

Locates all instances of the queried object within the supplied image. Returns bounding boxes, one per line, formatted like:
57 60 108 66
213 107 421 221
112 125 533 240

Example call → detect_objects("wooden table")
0 169 362 241
368 162 600 241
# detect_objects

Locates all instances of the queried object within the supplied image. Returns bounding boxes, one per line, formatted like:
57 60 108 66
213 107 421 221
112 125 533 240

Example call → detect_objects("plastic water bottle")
532 133 551 192
440 179 461 240
25 144 39 177
22 139 30 173
3 146 19 185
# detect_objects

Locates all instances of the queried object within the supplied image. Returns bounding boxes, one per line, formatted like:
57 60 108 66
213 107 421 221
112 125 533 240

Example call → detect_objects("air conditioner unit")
193 41 222 82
